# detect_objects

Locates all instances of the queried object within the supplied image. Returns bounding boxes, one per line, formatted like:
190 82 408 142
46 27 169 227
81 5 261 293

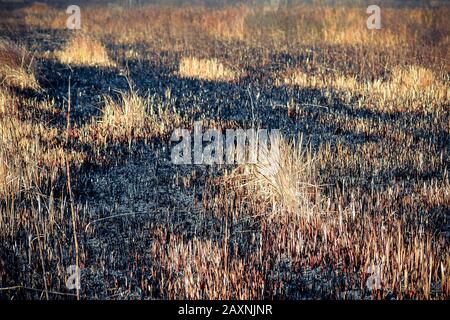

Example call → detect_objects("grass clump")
179 57 240 82
231 134 318 217
57 33 113 67
84 89 182 148
0 38 39 90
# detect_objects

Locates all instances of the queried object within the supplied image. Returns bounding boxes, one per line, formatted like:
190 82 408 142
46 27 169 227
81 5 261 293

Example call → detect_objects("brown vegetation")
57 33 113 67
0 1 448 300
179 57 240 82
0 38 38 89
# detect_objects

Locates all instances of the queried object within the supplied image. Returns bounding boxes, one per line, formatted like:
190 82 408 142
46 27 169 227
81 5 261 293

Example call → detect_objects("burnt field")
0 0 449 300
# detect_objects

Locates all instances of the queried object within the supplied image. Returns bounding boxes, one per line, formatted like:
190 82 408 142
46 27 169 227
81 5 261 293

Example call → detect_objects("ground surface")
0 1 448 300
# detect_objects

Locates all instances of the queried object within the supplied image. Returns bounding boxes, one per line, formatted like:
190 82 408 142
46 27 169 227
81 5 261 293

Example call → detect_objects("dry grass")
1 1 448 300
57 34 113 67
231 135 317 216
0 39 38 89
31 5 252 44
20 4 449 49
179 57 240 82
149 227 265 299
0 87 15 115
0 89 83 200
190 136 449 299
146 130 448 299
83 88 182 148
0 117 57 198
281 65 449 113
19 2 52 15
0 81 85 300
365 66 449 112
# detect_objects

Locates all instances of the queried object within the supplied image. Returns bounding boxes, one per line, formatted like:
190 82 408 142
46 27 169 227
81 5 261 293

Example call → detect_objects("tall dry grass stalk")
57 34 113 67
0 38 39 89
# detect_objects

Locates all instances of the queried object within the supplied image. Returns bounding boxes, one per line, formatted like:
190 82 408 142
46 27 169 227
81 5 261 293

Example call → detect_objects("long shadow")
35 56 347 141
30 38 448 154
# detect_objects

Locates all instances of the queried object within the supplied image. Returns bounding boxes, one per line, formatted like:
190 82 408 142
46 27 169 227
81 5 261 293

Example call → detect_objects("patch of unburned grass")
82 89 182 149
280 65 449 113
57 34 113 67
178 57 240 82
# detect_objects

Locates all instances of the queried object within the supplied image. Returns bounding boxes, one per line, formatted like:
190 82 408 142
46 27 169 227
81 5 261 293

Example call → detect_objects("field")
0 0 448 300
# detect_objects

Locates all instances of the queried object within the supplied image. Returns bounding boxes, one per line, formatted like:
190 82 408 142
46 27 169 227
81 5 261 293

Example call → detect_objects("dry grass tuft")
390 65 439 90
84 89 182 148
179 57 240 82
232 134 317 216
57 34 113 67
0 38 39 89
101 93 147 131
